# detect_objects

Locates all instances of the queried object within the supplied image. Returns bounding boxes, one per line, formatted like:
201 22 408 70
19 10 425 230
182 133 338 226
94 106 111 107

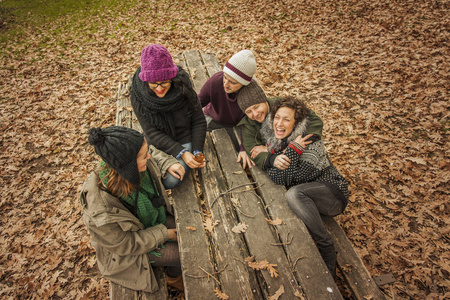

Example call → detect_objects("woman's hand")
167 163 185 181
250 145 268 158
273 154 290 170
294 134 314 148
182 152 205 169
237 151 255 169
168 229 178 240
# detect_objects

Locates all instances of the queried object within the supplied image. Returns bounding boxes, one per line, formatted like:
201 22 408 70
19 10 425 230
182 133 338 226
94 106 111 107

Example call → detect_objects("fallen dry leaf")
248 259 279 278
214 287 229 300
203 217 220 233
265 217 285 226
0 0 447 299
231 222 248 233
268 285 285 300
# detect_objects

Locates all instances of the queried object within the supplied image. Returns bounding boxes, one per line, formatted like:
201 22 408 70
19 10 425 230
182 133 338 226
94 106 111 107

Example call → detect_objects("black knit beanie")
237 80 267 112
88 126 144 186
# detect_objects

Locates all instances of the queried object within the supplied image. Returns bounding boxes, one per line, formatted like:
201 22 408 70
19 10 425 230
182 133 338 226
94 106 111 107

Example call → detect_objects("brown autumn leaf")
194 153 205 163
265 217 285 226
231 222 248 233
230 196 240 207
267 263 279 278
294 289 305 299
245 256 255 263
214 287 229 300
268 285 285 300
1 0 447 299
248 259 279 278
203 217 220 233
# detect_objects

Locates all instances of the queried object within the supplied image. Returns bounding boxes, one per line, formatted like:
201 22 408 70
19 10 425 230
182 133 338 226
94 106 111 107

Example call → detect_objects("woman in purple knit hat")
130 44 207 189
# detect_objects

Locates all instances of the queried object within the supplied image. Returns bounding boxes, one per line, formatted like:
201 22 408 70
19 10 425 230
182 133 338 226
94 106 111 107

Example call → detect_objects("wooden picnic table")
113 50 387 300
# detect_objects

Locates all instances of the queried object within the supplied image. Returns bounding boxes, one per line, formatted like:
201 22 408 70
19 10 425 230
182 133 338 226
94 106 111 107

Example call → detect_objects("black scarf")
131 67 188 139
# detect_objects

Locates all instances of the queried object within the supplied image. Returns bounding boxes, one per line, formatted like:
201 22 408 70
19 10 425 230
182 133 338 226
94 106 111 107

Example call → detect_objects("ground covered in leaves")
0 0 448 299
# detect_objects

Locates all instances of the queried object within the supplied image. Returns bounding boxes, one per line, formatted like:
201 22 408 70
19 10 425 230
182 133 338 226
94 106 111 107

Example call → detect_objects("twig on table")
211 182 262 207
198 266 220 284
271 232 293 246
243 190 265 205
233 256 246 265
236 207 255 218
186 263 229 284
293 256 305 269
193 209 208 216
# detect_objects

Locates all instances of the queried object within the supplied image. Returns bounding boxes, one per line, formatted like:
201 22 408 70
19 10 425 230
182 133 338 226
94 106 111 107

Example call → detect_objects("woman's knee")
285 186 310 215
286 185 305 205
162 161 190 189
162 175 183 189
285 187 296 208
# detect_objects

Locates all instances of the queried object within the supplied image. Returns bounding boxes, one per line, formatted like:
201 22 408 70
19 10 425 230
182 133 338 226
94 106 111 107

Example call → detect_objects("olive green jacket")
79 145 177 292
237 97 324 170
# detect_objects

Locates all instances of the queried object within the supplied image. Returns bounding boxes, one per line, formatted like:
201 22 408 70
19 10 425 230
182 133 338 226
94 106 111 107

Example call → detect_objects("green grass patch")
0 0 139 45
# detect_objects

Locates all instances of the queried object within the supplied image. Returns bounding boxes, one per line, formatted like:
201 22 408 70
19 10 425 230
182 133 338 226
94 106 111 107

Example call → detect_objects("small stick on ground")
271 232 294 246
186 263 229 285
211 182 262 207
236 207 255 218
293 256 305 269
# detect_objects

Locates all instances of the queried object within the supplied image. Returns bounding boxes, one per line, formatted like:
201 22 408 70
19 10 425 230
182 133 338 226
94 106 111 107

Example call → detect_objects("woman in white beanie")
198 50 257 169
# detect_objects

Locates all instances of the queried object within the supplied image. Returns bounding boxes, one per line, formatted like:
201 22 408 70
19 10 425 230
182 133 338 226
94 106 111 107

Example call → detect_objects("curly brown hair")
270 96 310 125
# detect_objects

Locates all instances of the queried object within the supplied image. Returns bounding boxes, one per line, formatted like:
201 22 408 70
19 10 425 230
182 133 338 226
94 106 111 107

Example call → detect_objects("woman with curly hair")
261 97 350 279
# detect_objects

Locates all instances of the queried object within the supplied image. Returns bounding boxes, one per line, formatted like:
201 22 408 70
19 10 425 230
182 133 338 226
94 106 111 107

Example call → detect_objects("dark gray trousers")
286 182 345 278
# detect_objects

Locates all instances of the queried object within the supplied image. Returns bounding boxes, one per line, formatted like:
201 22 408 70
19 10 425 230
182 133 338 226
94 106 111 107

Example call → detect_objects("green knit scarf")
99 161 166 229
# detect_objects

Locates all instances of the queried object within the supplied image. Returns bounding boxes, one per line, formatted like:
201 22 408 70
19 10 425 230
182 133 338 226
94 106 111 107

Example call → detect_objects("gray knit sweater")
261 115 349 207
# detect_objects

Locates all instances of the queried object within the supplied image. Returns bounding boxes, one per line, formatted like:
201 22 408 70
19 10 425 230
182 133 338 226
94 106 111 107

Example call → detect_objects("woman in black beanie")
80 126 184 292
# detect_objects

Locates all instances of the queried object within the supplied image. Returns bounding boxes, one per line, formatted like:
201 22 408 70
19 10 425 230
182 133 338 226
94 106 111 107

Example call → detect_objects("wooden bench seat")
113 50 387 300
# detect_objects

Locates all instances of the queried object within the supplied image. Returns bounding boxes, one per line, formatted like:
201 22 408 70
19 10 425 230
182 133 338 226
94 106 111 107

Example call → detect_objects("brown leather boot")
166 275 184 291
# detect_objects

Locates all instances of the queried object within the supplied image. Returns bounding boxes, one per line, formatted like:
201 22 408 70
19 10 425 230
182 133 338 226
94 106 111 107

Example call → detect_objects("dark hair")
270 96 310 126
171 66 200 113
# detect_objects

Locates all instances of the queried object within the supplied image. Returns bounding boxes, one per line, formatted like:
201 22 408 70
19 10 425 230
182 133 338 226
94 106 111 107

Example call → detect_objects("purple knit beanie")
139 44 179 82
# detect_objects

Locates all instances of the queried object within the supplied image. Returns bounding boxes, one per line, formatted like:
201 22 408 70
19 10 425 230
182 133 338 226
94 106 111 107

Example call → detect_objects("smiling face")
273 106 296 140
136 142 151 172
244 102 270 123
223 73 243 94
148 80 172 98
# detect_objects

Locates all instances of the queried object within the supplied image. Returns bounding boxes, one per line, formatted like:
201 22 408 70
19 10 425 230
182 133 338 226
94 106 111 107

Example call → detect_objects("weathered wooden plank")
116 76 133 128
199 133 263 299
174 53 187 71
199 50 222 77
171 173 217 300
211 129 301 299
323 217 387 300
110 282 138 299
182 49 209 93
250 167 343 300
